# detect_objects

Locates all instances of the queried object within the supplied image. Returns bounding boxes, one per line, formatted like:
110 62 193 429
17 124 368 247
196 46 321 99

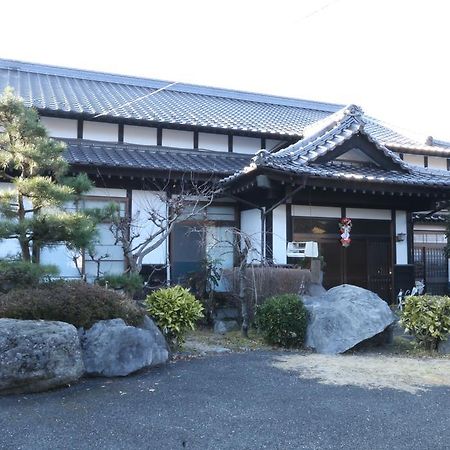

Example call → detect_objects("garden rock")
214 319 240 334
138 315 170 355
438 337 450 354
79 318 168 377
213 308 239 320
303 284 396 354
0 319 84 395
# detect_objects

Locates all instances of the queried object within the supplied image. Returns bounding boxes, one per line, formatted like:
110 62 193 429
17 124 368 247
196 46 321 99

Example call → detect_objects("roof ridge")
0 58 342 112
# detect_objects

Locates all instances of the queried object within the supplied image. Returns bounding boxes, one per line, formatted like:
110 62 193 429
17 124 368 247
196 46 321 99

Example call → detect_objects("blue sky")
3 0 449 141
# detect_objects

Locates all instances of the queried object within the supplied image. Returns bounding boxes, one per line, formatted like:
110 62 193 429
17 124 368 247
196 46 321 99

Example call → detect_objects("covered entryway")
292 217 392 300
220 105 450 304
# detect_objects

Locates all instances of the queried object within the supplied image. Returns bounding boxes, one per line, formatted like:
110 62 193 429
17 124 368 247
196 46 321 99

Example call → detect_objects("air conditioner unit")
286 241 319 258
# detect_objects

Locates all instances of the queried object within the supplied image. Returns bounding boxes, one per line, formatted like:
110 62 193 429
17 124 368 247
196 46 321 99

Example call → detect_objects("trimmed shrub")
400 295 450 350
97 273 143 297
255 294 308 348
0 260 59 293
0 281 145 329
144 286 204 349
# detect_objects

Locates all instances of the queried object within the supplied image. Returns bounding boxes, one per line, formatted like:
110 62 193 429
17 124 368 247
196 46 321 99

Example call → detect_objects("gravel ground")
1 351 449 450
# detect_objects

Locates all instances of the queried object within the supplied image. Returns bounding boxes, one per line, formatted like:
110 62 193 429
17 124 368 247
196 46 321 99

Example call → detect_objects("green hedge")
255 294 308 348
400 295 450 350
0 260 58 293
97 273 143 297
0 281 145 329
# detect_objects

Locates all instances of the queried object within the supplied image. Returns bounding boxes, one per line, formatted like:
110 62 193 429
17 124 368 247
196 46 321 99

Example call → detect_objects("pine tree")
0 87 97 263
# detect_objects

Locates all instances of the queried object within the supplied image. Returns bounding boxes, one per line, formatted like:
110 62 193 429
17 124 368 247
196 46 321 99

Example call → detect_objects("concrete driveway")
0 351 449 450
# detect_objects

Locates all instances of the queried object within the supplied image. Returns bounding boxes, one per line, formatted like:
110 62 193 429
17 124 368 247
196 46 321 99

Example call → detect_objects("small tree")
109 178 215 276
208 227 260 337
0 88 98 262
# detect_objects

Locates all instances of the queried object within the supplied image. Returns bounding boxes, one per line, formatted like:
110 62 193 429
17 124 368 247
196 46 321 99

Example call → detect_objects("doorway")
292 217 392 301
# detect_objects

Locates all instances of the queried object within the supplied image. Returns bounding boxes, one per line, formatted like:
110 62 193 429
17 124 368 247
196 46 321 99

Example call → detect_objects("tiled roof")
64 139 251 176
412 213 447 223
222 105 450 189
273 105 408 170
1 59 448 153
263 161 450 187
0 59 338 137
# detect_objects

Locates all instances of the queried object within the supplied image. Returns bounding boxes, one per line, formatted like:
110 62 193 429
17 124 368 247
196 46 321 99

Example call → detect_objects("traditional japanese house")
1 59 450 301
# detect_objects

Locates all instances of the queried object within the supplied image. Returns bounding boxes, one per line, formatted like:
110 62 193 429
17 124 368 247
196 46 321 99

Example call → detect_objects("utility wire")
93 81 178 118
94 1 341 119
297 0 343 22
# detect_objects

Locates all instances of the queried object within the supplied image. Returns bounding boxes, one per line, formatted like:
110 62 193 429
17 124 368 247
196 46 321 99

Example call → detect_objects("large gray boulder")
79 317 168 377
303 284 396 354
0 319 84 395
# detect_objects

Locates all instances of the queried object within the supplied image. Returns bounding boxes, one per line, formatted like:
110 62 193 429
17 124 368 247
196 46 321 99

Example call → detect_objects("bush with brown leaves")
0 281 145 329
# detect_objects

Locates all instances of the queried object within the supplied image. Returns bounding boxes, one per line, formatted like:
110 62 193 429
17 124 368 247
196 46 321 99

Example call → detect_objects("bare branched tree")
109 175 216 276
206 226 262 337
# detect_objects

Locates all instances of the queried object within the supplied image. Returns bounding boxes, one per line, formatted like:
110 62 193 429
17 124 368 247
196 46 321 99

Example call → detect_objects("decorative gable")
273 104 410 173
335 148 379 165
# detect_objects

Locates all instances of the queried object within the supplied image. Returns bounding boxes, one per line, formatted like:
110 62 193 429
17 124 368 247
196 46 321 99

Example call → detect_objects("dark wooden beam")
266 209 273 262
194 131 199 149
118 123 124 143
77 119 83 139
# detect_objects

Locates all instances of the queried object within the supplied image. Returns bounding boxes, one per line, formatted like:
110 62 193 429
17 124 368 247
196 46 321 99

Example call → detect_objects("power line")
93 81 178 119
297 0 343 22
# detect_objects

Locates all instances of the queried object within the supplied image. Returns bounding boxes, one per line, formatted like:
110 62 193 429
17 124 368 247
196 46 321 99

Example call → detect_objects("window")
66 196 128 281
171 204 237 286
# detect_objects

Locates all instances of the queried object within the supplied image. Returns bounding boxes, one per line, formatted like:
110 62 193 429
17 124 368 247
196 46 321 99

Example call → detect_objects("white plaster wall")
414 224 446 232
428 156 448 170
345 208 391 220
83 121 118 142
85 261 125 280
265 139 283 151
292 205 341 218
403 154 424 167
162 129 194 148
40 117 78 138
395 210 408 264
88 187 127 198
233 136 261 154
0 239 20 259
84 222 125 280
131 190 166 265
272 205 287 264
124 125 157 145
40 245 81 278
198 132 228 152
240 209 262 263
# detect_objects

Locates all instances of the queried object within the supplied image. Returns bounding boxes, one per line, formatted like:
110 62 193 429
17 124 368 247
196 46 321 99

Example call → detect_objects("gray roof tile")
222 105 450 189
64 139 251 175
0 59 337 137
1 59 449 153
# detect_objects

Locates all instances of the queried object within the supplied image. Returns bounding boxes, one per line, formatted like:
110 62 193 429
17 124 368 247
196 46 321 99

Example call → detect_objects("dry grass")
184 328 269 353
272 352 450 394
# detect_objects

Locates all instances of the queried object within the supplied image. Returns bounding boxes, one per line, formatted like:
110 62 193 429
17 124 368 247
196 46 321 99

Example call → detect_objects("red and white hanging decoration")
339 218 352 247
